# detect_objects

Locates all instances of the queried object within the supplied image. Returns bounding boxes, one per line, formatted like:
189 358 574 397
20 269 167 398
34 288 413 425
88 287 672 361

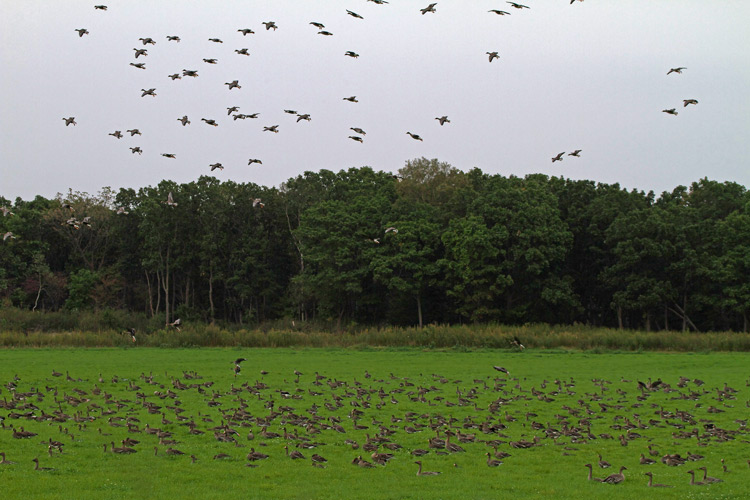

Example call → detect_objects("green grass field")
0 348 748 499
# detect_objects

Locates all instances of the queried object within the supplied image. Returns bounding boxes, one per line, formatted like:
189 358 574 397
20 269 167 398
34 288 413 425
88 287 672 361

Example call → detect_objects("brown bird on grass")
644 472 673 487
602 466 627 484
414 460 440 475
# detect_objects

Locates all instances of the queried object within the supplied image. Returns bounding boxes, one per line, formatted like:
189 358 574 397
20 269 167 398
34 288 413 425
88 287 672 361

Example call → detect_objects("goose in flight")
568 150 582 157
551 152 565 162
489 9 510 15
162 153 176 159
284 109 298 115
420 3 437 15
683 99 698 107
385 227 398 234
345 51 359 58
127 129 141 136
109 130 123 139
248 159 262 165
310 22 325 29
435 116 450 126
225 80 241 90
318 31 333 36
406 132 423 141
116 207 129 215
662 108 678 115
3 232 16 241
177 115 190 126
350 127 366 135
166 35 180 42
133 48 148 58
123 328 136 343
349 136 363 143
169 318 181 329
1 206 14 217
233 358 246 377
368 0 388 3
264 125 279 133
253 198 265 208
202 118 218 126
210 163 224 171
203 58 218 64
667 67 686 75
141 88 156 97
343 96 358 102
238 28 255 35
296 114 311 122
487 51 499 62
182 69 198 77
75 29 89 37
232 113 247 120
94 5 107 10
227 106 240 115
235 48 250 55
263 21 278 31
347 10 364 19
208 38 223 43
63 117 76 126
168 73 181 80
507 2 529 8
130 147 142 155
139 37 156 45
130 63 146 69
246 113 259 119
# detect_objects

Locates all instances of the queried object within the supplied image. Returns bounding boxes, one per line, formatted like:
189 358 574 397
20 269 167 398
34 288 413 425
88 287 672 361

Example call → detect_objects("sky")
2 0 749 201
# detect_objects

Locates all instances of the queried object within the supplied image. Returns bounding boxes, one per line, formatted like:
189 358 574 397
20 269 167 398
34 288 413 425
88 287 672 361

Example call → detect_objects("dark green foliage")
0 164 748 332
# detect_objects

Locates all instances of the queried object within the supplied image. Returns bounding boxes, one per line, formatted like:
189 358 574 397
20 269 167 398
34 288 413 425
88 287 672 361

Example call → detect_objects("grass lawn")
0 347 748 499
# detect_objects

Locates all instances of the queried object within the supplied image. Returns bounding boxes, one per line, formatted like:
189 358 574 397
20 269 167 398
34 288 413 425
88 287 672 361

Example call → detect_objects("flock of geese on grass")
1 353 748 491
57 2 620 179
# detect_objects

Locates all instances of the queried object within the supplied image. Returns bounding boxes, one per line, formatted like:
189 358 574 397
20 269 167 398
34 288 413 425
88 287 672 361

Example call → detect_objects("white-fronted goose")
141 88 156 97
602 466 626 484
487 51 499 62
182 69 198 77
167 35 181 42
133 48 148 58
345 51 359 58
248 159 262 165
263 125 279 133
130 63 146 69
63 117 77 126
435 116 450 126
552 152 565 162
139 37 156 45
699 467 723 484
75 29 89 37
126 129 141 136
662 108 678 115
347 10 364 19
208 38 223 43
343 96 358 102
296 114 311 122
350 127 366 135
168 73 181 80
235 48 250 55
489 9 510 15
203 58 218 64
210 163 224 171
109 130 123 139
2 232 15 242
318 31 333 36
201 118 218 126
507 2 529 8
32 458 54 471
227 106 240 115
420 3 437 15
414 461 440 475
568 150 582 157
238 29 254 35
644 472 673 487
1 207 15 217
225 80 241 90
310 22 325 29
406 132 423 141
667 67 686 75
178 115 190 126
585 463 603 481
94 5 107 10
253 198 264 208
161 153 176 159
683 99 698 107
262 21 278 31
349 136 363 143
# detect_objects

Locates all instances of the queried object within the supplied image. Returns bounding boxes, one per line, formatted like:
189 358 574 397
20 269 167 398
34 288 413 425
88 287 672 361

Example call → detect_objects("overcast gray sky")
2 0 749 201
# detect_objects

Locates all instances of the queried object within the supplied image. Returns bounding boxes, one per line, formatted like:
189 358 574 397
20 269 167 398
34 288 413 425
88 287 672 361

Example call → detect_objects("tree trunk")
416 294 423 328
145 271 154 317
743 312 747 333
664 305 669 331
32 273 43 312
208 265 215 323
617 305 623 330
160 247 170 327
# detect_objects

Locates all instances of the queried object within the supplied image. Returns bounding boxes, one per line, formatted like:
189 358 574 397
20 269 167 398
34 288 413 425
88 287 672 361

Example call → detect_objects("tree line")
1 158 748 332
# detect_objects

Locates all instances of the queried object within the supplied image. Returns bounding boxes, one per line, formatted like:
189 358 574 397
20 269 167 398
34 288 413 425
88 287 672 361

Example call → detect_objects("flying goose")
225 80 241 90
126 129 141 136
141 88 156 97
201 118 218 126
203 58 218 64
343 96 358 102
683 99 698 107
347 10 364 19
667 67 686 75
208 38 223 43
116 207 129 215
168 73 181 80
3 232 15 241
248 159 262 165
284 109 298 115
435 116 450 126
63 117 77 126
253 198 264 208
210 163 224 171
487 51 499 62
368 0 389 3
169 318 181 329
233 358 246 377
139 37 156 45
568 150 582 157
182 69 198 77
263 125 279 133
507 2 529 8
167 35 181 42
385 227 398 234
493 366 510 375
662 108 678 115
262 21 278 30
238 28 255 35
420 3 437 15
227 106 240 115
130 63 146 69
489 9 510 15
75 29 89 37
235 48 250 55
246 113 259 119
1 206 15 217
345 51 360 58
318 30 333 36
232 114 247 120
510 336 525 350
123 328 136 343
349 136 363 143
406 132 423 141
310 22 325 29
133 48 148 58
414 461 440 475
350 127 366 135
94 5 107 10
109 130 123 139
551 152 565 162
161 153 176 159
178 115 190 126
297 114 311 122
